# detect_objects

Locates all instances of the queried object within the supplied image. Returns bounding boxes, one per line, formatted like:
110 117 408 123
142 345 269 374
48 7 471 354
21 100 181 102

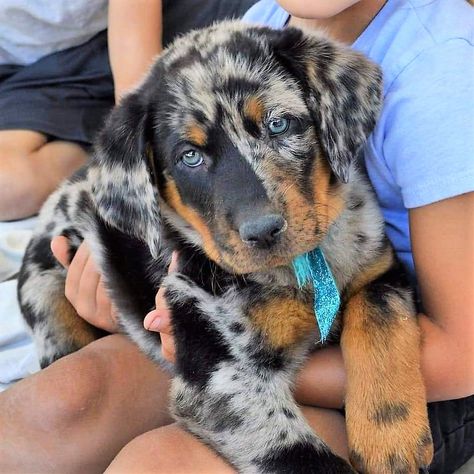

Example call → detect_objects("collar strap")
292 248 340 342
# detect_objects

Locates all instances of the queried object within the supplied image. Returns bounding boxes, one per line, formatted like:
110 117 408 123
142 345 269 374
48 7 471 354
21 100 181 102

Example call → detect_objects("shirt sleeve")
382 39 474 209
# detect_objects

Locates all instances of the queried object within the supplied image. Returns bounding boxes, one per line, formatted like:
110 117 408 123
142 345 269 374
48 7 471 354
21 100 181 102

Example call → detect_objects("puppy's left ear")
90 89 161 257
271 27 383 183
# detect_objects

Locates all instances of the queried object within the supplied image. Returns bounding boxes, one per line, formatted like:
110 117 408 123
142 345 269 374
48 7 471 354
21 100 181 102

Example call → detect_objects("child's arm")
295 191 474 408
108 0 162 102
409 192 474 399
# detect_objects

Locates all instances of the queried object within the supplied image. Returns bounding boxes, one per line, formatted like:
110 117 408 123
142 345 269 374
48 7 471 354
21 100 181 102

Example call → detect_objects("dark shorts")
428 395 474 473
0 0 257 145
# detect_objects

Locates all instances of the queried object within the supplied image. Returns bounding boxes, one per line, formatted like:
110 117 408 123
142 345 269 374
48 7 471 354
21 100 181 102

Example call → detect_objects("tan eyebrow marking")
185 122 208 147
243 96 265 124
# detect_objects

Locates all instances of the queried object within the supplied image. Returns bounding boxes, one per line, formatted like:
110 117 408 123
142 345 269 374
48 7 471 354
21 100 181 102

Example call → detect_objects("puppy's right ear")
90 90 161 257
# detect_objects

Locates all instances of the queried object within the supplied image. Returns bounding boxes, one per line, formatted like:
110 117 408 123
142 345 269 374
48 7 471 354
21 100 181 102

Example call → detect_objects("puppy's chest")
176 247 340 350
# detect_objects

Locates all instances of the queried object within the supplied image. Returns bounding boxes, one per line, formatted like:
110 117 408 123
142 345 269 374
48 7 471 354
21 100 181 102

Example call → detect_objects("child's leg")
105 407 349 473
0 334 172 474
0 130 87 220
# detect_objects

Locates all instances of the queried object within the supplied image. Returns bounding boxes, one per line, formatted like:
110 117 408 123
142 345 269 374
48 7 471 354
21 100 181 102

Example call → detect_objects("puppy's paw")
347 401 433 474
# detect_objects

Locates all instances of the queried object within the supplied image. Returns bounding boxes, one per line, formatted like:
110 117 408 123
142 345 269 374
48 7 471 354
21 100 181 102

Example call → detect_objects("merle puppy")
18 22 433 474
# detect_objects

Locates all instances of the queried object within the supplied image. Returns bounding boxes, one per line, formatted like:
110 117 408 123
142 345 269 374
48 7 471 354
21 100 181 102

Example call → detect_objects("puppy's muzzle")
239 214 287 249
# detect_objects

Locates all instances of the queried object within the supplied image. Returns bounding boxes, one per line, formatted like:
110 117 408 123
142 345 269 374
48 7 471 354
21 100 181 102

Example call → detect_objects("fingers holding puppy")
144 252 178 363
50 236 119 333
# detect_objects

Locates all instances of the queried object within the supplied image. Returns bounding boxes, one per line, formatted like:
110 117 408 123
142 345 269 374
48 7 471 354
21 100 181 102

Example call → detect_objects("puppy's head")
93 22 382 273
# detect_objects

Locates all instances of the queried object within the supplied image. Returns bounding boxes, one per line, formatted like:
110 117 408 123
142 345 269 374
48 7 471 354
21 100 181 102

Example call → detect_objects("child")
1 0 472 473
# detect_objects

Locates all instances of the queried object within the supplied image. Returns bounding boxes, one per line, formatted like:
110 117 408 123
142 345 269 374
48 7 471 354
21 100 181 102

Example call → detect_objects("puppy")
18 22 433 473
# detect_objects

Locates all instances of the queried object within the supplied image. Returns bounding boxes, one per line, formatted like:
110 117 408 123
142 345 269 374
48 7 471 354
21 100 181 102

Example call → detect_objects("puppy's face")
153 34 340 273
94 23 382 274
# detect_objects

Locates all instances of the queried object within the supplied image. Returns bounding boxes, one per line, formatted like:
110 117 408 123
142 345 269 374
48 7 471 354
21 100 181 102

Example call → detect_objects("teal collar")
292 248 340 342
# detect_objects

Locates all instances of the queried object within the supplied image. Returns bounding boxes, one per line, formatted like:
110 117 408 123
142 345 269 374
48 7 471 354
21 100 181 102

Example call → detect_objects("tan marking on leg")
243 97 265 125
163 179 222 264
341 291 433 473
185 123 207 148
53 297 98 348
249 296 316 349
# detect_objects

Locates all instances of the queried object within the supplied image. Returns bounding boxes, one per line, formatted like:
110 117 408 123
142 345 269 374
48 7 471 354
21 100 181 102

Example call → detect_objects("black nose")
239 214 286 249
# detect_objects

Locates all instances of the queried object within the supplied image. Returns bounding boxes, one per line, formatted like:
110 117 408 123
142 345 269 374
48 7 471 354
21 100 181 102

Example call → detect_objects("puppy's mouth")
215 225 322 275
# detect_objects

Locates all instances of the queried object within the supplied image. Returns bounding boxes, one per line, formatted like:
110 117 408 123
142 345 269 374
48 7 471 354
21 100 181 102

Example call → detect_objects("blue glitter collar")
292 248 340 342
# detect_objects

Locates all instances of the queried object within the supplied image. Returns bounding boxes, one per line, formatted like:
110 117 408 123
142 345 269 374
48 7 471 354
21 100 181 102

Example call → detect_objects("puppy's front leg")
341 268 433 474
164 273 354 474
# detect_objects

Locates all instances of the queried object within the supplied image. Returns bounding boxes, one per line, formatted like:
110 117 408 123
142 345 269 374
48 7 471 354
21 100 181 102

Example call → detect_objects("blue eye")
267 117 290 136
181 150 203 167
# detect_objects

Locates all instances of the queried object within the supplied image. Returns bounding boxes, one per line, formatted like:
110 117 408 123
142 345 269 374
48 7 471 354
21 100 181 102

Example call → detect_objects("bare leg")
0 335 172 474
105 407 349 473
0 130 87 220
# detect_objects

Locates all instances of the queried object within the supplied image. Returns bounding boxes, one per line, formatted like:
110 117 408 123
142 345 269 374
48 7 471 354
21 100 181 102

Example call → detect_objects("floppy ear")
271 27 383 183
90 90 161 257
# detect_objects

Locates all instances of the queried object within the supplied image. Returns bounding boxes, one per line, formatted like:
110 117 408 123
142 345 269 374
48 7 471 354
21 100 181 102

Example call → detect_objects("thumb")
50 235 71 269
144 305 173 333
169 251 179 273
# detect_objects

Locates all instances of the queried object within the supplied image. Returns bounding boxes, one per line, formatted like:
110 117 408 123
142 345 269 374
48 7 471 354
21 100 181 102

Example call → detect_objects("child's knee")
104 430 168 473
106 425 235 473
25 349 109 431
0 149 43 211
0 130 47 155
0 146 61 218
0 149 35 185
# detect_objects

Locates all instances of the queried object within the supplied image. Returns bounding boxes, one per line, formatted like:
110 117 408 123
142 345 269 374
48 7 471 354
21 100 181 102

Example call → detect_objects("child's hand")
50 236 119 333
143 252 178 363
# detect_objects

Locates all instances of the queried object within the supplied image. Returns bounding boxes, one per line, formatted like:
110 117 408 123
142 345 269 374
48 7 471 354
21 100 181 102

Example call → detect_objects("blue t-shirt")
243 0 474 278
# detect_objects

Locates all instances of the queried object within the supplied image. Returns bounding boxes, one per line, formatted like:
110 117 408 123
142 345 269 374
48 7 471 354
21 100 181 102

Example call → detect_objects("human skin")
105 406 349 473
0 130 87 220
277 0 362 18
108 0 162 102
280 0 386 44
